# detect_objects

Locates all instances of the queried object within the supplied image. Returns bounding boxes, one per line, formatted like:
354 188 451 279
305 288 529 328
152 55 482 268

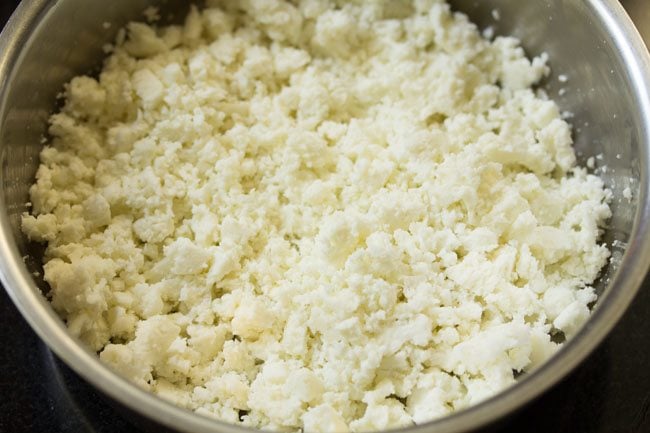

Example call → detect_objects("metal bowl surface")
1 1 650 432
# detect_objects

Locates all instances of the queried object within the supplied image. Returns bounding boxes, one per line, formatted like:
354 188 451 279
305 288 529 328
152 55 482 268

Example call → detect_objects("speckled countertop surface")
1 1 649 432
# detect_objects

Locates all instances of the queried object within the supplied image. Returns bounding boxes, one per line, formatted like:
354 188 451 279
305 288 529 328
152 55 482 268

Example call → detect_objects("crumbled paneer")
23 1 611 431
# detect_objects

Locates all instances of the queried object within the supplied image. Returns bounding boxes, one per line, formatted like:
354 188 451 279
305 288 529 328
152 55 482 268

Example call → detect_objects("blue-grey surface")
0 1 649 432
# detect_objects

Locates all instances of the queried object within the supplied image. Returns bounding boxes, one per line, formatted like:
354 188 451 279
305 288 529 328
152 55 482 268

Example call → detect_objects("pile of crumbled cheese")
22 0 611 431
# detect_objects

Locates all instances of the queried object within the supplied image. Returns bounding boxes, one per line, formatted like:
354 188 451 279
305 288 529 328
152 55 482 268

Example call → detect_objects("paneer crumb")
623 187 633 201
22 1 611 432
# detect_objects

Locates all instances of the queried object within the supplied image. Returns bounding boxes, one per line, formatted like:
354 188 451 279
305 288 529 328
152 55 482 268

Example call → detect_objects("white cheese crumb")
587 156 596 169
623 187 632 201
482 26 495 40
143 6 160 23
23 1 611 432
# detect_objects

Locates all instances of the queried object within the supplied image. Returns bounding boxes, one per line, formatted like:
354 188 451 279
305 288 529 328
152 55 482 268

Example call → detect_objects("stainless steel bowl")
1 1 649 432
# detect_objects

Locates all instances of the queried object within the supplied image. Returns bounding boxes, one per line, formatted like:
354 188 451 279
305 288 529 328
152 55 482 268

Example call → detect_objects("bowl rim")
2 1 650 432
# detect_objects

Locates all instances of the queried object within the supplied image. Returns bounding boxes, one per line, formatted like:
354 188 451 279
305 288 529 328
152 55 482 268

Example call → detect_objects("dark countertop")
1 1 649 433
